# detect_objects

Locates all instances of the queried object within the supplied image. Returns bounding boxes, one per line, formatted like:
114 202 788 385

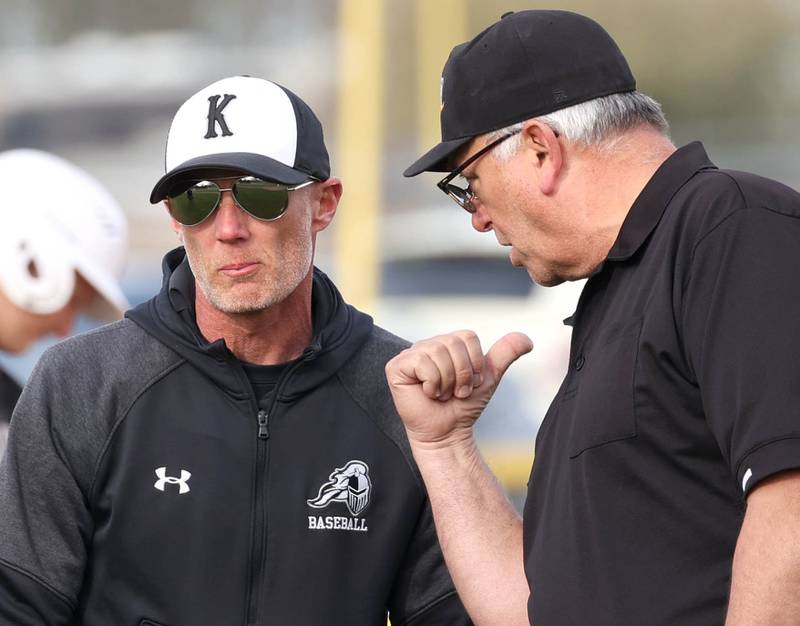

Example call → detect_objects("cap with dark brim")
150 151 311 203
405 11 637 178
403 136 473 178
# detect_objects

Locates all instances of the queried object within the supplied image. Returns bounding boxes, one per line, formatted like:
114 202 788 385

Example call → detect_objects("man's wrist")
407 428 484 473
406 425 477 453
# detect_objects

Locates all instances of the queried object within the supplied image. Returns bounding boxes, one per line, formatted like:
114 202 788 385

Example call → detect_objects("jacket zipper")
245 408 269 626
244 344 320 626
257 410 269 438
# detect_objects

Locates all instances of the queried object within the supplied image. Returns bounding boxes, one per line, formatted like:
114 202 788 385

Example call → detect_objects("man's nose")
214 191 249 240
470 203 493 233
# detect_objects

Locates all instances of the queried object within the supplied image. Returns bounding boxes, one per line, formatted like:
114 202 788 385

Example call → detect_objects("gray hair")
489 91 669 160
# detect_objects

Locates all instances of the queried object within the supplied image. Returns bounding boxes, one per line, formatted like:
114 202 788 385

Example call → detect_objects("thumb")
486 332 533 383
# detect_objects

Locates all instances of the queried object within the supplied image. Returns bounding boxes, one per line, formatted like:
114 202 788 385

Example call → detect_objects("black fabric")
280 81 331 182
405 10 635 176
404 592 466 625
241 360 289 409
0 367 22 425
524 142 800 625
0 246 469 625
0 560 75 625
336 327 472 625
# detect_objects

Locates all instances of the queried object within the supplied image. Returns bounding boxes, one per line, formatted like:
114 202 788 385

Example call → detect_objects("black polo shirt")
523 142 800 625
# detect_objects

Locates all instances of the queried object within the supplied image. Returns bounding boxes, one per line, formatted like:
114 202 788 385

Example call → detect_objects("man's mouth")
220 262 259 277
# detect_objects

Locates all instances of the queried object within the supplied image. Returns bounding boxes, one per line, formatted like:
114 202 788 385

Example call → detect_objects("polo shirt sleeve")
682 204 800 497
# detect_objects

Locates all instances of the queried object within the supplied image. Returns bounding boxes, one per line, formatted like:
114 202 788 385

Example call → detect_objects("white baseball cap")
150 76 330 203
0 149 129 321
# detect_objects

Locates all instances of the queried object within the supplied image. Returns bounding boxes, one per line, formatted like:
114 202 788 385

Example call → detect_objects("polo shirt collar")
606 141 716 262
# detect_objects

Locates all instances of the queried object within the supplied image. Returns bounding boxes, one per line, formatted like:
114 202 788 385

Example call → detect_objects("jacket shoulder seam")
335 371 424 495
0 556 77 611
88 358 188 502
335 328 419 490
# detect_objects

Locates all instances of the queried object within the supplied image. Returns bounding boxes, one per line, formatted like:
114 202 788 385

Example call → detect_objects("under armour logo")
205 94 236 138
154 467 192 494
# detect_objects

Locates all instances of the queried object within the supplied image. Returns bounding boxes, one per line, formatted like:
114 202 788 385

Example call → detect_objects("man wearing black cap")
0 77 469 625
387 10 800 626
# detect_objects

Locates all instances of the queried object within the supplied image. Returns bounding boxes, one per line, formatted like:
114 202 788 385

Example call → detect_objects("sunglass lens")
234 178 289 220
169 182 220 226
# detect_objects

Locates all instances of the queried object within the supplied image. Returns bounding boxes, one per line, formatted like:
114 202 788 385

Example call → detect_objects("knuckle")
457 329 478 341
455 366 474 381
428 341 450 359
441 334 465 350
416 338 441 353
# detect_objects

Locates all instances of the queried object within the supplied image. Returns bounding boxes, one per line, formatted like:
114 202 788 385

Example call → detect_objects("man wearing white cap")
0 77 468 625
0 149 128 459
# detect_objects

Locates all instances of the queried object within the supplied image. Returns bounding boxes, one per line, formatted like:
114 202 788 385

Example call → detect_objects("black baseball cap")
150 76 330 203
404 10 636 177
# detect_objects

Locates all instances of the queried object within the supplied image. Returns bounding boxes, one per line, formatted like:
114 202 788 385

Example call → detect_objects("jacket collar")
128 247 373 401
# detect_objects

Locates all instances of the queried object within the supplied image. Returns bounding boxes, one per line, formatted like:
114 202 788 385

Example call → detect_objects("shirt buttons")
574 355 585 370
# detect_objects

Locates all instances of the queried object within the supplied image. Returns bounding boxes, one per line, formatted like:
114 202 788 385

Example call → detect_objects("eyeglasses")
167 176 316 226
437 130 521 213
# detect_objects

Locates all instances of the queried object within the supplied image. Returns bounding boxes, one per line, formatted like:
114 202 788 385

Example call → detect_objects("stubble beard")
184 228 314 316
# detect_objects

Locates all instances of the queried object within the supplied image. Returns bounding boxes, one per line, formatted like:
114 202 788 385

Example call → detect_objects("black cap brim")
150 152 311 203
403 136 474 177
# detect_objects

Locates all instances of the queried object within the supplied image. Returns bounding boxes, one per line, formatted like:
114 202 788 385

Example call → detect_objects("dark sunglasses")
167 176 316 226
437 129 522 213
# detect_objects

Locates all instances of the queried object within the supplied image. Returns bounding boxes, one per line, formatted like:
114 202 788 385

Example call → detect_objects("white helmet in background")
0 149 129 321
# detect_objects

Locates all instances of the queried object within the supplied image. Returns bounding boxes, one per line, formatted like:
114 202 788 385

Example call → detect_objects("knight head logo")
307 460 372 516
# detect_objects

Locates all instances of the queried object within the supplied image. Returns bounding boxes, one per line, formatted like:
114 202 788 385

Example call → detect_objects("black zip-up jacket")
0 367 18 460
0 248 470 626
0 367 20 425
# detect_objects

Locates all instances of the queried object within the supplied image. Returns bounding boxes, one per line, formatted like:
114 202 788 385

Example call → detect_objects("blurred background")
1 0 798 506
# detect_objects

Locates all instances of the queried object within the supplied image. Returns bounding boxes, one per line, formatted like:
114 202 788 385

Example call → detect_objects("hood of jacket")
126 247 374 401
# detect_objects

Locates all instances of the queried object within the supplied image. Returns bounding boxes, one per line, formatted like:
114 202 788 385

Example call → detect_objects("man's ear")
521 119 563 196
165 200 184 241
312 177 343 233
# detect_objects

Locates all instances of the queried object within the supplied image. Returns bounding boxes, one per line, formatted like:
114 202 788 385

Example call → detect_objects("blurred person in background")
0 76 469 625
387 9 800 626
0 149 128 460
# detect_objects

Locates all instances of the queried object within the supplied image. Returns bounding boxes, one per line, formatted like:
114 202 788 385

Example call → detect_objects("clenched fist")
385 330 533 448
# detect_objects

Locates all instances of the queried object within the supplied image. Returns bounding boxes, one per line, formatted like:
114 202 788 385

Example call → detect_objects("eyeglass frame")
166 176 317 227
436 129 522 213
211 178 316 219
